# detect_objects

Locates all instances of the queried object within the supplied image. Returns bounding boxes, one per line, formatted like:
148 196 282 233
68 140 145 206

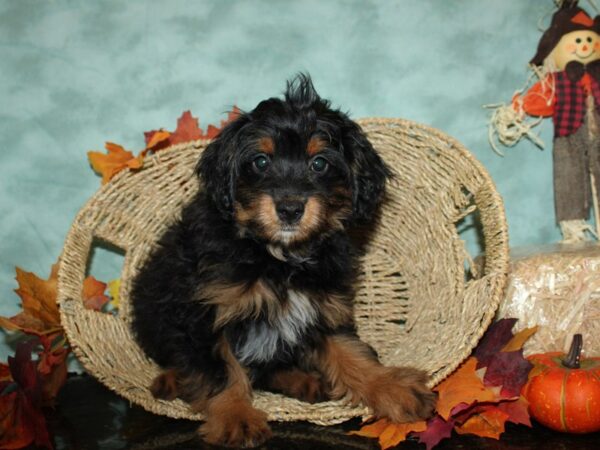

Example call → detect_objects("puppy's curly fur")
130 74 435 447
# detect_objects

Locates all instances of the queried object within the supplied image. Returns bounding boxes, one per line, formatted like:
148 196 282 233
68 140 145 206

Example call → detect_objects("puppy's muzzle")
276 199 305 225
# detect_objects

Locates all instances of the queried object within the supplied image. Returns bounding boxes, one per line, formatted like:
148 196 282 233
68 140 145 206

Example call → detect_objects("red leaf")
170 111 204 145
483 350 533 397
2 341 53 450
0 391 34 449
37 334 69 406
415 415 455 450
497 397 532 427
473 319 518 369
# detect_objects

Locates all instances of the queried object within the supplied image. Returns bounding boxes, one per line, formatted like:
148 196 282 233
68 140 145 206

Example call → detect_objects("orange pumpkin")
524 334 600 433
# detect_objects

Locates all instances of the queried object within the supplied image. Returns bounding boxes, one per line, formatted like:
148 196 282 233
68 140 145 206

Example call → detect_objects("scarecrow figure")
494 1 600 241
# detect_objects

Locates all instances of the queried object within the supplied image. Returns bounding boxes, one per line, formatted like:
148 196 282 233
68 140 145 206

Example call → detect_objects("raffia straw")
56 118 509 425
485 63 555 155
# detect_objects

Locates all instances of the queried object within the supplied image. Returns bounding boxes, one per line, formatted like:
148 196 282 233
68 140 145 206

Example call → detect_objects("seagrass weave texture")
57 118 509 425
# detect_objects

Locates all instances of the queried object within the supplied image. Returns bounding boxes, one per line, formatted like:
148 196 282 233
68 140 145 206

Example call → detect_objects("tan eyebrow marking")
307 136 326 156
258 137 275 154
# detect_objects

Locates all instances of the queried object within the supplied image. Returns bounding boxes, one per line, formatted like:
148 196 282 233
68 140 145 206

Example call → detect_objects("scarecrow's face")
551 30 600 70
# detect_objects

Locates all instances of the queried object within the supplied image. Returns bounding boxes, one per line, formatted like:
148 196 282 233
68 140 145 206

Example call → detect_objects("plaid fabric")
553 71 600 137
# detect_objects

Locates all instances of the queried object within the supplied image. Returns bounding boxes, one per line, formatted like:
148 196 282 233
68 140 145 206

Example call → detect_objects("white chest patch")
234 290 317 365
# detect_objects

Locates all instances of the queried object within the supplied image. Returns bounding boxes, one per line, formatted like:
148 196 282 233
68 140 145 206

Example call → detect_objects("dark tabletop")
40 375 600 450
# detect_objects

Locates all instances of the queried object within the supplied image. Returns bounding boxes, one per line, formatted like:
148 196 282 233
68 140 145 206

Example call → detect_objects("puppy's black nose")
276 200 305 224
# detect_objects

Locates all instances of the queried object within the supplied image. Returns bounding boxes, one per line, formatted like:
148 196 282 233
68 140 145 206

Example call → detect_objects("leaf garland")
88 108 240 184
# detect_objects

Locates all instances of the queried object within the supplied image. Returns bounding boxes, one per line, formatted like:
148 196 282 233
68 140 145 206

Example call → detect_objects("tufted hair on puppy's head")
196 74 390 247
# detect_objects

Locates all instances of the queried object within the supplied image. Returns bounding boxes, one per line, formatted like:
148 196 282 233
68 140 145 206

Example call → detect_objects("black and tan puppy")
130 74 435 447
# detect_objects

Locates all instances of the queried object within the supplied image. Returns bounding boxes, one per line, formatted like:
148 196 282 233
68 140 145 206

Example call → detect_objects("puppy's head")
197 74 390 247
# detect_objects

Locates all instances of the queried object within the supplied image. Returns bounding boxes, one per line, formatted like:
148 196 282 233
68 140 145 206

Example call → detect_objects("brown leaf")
483 350 532 398
88 142 144 184
455 406 509 440
0 264 62 336
82 276 109 311
434 357 501 420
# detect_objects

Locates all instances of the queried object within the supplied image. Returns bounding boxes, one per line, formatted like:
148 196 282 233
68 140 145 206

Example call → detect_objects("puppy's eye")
252 154 271 173
310 156 329 173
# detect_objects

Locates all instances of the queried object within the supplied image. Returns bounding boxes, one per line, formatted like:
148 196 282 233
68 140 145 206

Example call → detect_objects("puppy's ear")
196 112 250 217
343 121 391 223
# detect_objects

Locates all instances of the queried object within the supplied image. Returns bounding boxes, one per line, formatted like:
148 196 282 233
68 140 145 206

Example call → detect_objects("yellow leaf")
501 326 538 352
108 279 121 309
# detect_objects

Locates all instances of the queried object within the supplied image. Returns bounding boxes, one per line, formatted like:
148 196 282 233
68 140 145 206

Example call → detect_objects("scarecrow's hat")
530 1 600 66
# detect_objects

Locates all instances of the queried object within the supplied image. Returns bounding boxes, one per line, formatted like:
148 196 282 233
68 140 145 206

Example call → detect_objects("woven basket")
57 118 509 425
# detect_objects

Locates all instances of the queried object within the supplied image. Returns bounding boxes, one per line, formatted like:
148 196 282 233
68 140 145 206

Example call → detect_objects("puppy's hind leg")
258 367 328 403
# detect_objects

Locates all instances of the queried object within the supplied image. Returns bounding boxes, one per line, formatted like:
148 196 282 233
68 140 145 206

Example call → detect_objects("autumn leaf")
143 129 172 154
501 326 538 353
0 264 62 336
455 406 510 440
350 418 426 449
497 397 531 427
0 364 11 383
88 142 144 185
1 341 53 450
37 334 69 406
169 111 204 145
434 357 501 420
107 279 121 309
473 318 518 369
82 276 109 311
414 416 455 450
483 350 533 398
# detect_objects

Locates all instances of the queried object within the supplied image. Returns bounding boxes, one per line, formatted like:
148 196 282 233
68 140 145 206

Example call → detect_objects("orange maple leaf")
82 276 109 311
455 406 510 440
434 357 502 420
351 418 427 450
0 264 62 336
88 142 144 185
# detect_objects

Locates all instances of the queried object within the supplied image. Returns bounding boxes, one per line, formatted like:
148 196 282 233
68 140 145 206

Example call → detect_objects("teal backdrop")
1 0 566 360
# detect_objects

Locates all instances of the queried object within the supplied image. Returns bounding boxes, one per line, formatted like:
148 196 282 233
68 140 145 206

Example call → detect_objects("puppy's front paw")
199 405 272 448
365 367 436 423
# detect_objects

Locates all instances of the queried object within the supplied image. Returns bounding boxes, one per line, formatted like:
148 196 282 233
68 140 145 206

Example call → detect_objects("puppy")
130 74 435 447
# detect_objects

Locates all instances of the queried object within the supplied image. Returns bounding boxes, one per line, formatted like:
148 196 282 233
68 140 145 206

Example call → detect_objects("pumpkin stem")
562 334 583 369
